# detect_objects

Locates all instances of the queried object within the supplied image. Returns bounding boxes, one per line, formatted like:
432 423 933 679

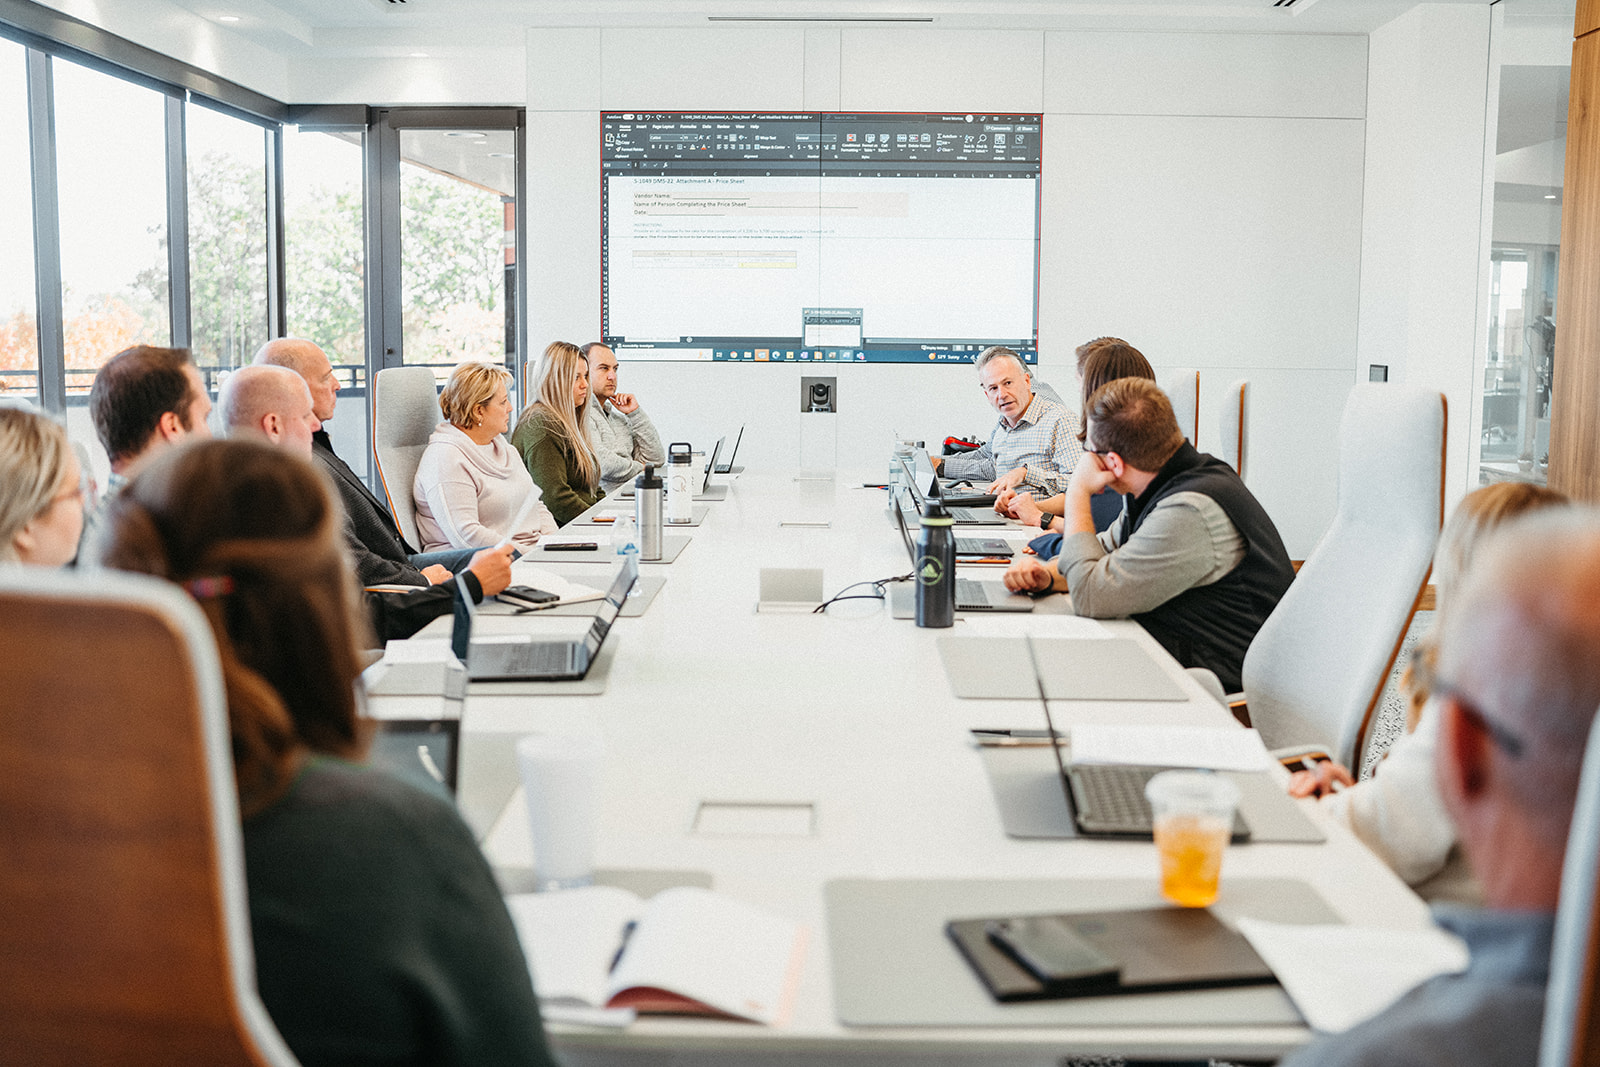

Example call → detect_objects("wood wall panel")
1580 0 1600 41
1551 30 1600 501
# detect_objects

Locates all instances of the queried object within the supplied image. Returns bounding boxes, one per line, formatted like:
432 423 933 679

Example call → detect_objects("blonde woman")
511 342 602 526
1288 481 1568 903
0 406 86 567
413 361 556 551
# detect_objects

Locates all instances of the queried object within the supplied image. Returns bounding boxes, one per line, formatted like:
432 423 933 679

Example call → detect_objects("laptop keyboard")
1069 765 1159 833
955 537 1010 555
955 578 993 610
499 643 573 675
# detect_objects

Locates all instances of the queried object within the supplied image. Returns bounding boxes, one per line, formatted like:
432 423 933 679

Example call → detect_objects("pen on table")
609 920 637 974
861 483 890 489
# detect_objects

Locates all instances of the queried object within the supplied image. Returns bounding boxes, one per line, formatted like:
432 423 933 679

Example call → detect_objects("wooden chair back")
0 569 297 1066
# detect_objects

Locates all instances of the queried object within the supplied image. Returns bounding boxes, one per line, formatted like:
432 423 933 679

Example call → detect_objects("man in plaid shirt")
934 346 1081 497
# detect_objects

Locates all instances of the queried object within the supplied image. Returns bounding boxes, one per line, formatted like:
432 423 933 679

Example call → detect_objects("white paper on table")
1236 919 1469 1033
1069 724 1273 772
504 565 608 604
960 615 1112 639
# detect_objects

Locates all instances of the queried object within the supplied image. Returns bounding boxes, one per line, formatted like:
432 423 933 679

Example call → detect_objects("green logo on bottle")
917 556 943 586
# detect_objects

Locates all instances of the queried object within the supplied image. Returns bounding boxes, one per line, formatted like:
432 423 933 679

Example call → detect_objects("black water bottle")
915 501 956 628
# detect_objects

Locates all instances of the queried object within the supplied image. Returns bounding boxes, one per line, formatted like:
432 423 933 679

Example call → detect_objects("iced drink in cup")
1144 770 1241 908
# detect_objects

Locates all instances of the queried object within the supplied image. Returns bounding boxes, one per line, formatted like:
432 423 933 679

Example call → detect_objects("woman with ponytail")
512 341 602 526
103 439 555 1067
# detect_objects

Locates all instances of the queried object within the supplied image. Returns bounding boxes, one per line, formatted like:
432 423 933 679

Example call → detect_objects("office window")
398 128 514 374
285 124 368 474
0 38 36 401
52 56 169 396
186 101 268 375
1479 55 1567 486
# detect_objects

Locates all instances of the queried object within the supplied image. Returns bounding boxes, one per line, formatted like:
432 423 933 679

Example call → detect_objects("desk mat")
938 636 1188 701
826 877 1334 1028
464 636 618 697
978 744 1324 844
520 535 690 565
573 504 709 527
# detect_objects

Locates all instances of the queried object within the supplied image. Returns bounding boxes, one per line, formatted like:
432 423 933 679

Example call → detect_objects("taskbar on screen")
605 342 1038 364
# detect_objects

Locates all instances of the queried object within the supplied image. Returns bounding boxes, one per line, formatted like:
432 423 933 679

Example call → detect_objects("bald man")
1281 509 1600 1067
222 359 513 642
254 337 476 588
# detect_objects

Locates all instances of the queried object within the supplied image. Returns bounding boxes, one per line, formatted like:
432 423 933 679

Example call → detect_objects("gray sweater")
587 399 666 493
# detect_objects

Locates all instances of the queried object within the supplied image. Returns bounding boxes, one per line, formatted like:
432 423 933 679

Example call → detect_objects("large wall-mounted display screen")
601 112 1041 364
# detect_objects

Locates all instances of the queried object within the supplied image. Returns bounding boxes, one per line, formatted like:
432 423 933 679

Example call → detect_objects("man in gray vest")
1004 376 1291 692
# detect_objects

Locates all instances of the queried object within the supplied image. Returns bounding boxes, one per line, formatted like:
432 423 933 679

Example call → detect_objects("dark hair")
1077 340 1155 444
579 342 612 359
1084 377 1185 471
102 439 372 814
89 346 199 464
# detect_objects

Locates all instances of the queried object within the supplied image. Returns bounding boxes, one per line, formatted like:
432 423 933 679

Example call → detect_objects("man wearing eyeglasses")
1002 376 1292 692
1280 511 1600 1067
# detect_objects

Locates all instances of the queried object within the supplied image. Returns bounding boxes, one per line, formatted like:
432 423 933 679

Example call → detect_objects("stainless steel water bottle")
635 464 664 560
915 501 956 628
666 442 694 524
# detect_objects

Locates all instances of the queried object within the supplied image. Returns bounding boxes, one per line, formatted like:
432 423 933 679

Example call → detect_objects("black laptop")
891 487 1031 613
714 426 744 474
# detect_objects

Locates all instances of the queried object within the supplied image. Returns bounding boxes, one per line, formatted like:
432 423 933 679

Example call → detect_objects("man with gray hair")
934 345 1080 498
1280 509 1600 1066
224 355 512 641
255 337 476 588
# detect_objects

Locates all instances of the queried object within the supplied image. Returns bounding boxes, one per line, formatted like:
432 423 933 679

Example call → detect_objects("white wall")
1357 3 1494 517
526 27 1371 557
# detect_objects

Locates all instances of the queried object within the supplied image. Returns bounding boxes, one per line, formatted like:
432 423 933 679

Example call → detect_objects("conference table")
447 467 1432 1065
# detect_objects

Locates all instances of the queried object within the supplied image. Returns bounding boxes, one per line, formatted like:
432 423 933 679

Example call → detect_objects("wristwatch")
1038 512 1052 530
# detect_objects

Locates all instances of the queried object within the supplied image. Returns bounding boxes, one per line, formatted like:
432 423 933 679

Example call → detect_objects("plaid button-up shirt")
941 392 1082 496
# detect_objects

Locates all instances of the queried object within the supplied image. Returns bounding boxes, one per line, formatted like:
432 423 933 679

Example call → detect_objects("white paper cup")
515 733 603 891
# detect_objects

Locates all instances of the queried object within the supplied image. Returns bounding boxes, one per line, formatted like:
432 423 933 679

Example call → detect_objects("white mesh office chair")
373 366 442 549
0 569 299 1066
1164 368 1200 447
1540 708 1600 1067
1216 378 1248 478
1240 383 1445 768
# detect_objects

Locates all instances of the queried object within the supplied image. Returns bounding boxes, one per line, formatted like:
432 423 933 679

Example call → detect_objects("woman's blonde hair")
102 439 374 815
1404 481 1569 730
518 341 597 488
0 407 74 563
439 361 511 429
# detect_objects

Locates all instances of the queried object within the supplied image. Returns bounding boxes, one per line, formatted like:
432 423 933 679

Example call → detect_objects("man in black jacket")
254 337 486 588
223 360 512 641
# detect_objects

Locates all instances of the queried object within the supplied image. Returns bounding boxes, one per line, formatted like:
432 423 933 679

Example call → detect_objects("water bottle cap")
919 502 954 526
636 464 663 489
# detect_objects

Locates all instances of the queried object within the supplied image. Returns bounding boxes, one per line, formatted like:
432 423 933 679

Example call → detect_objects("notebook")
453 556 637 681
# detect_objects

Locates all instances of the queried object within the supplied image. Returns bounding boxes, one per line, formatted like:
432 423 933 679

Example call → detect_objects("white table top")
459 469 1431 1062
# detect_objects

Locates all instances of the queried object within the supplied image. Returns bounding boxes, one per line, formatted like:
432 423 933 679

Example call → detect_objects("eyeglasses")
1435 682 1526 759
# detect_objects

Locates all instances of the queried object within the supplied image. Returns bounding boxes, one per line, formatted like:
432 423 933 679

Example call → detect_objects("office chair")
1216 378 1248 478
1540 708 1600 1067
1164 368 1200 447
1239 383 1445 769
373 366 442 549
0 569 298 1066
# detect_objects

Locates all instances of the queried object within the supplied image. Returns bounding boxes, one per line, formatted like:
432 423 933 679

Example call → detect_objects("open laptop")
904 450 1006 525
619 440 729 500
892 489 1032 612
714 425 744 474
452 556 638 681
894 470 1012 558
1023 638 1250 841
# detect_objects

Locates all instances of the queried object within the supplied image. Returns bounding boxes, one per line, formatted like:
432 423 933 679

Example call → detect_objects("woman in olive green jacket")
512 341 602 526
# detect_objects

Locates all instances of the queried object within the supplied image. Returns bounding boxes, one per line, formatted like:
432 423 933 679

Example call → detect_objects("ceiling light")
409 51 428 58
487 152 514 159
218 14 240 22
1546 193 1558 199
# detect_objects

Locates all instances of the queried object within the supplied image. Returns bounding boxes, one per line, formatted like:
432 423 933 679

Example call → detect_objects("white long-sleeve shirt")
412 422 556 551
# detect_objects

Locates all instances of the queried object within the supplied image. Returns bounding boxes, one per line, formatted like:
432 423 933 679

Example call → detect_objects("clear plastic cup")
515 733 603 891
1144 770 1241 908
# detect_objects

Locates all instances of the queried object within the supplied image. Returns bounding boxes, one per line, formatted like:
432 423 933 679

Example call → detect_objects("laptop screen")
583 555 639 659
716 426 743 473
701 438 724 493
